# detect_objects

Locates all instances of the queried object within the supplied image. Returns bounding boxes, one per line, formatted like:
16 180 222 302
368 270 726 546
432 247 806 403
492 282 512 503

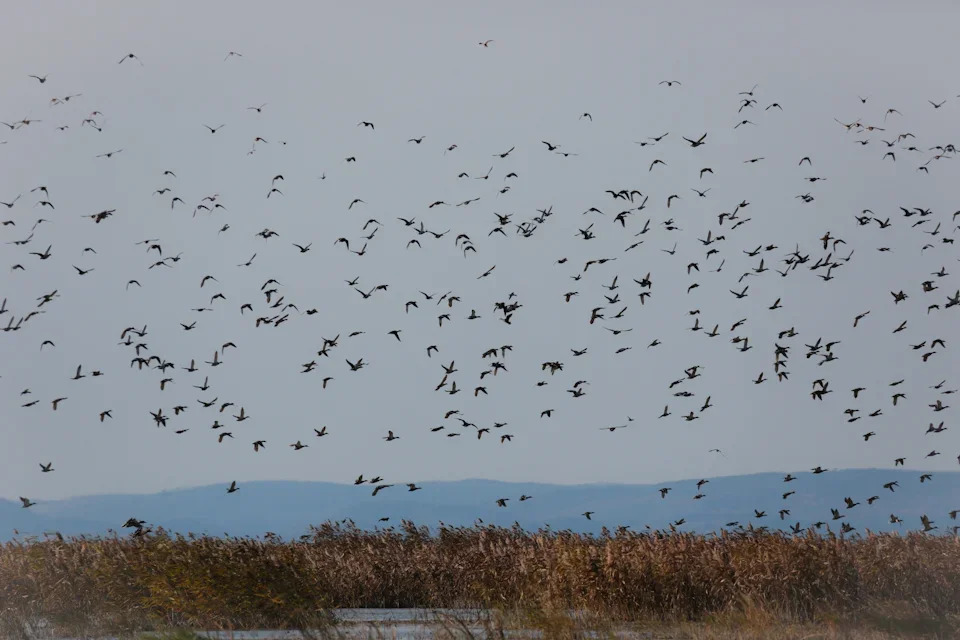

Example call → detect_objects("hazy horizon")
5 470 958 541
4 465 950 502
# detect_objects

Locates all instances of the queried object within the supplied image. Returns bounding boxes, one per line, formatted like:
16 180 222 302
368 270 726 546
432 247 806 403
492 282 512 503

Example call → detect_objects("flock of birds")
2 46 960 539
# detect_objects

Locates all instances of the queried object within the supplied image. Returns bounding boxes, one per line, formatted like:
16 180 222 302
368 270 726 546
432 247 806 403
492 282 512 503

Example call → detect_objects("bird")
372 484 393 496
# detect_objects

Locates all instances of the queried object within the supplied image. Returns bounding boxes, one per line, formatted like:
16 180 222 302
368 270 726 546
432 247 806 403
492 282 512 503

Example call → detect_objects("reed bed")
0 522 958 637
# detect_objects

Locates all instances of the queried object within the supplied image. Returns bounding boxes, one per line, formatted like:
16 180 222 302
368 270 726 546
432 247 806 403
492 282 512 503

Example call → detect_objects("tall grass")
0 522 958 637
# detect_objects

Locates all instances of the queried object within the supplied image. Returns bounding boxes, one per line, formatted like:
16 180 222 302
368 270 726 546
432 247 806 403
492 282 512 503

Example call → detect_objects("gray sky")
1 1 958 501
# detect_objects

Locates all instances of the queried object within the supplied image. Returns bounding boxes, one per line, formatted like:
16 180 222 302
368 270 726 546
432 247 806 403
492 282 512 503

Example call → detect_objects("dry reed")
0 522 958 637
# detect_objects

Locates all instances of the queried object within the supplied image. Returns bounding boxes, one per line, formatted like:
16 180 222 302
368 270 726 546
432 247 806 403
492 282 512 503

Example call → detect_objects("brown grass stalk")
0 523 957 637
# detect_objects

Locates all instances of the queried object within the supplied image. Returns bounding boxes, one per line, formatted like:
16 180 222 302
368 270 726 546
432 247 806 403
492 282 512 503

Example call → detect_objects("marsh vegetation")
1 522 958 638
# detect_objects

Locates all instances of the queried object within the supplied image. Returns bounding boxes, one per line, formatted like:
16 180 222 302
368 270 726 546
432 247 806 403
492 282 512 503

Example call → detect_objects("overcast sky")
1 1 958 501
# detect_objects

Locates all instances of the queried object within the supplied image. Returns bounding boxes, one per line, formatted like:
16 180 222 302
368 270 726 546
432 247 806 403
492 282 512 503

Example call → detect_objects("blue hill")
2 469 958 541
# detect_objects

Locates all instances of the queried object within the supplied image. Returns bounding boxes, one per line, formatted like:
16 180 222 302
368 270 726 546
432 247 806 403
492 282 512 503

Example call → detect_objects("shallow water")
193 608 496 639
197 608 489 640
55 608 659 639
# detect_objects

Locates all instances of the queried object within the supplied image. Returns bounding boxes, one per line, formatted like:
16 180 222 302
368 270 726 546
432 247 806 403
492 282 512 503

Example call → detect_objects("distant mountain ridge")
2 469 958 541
